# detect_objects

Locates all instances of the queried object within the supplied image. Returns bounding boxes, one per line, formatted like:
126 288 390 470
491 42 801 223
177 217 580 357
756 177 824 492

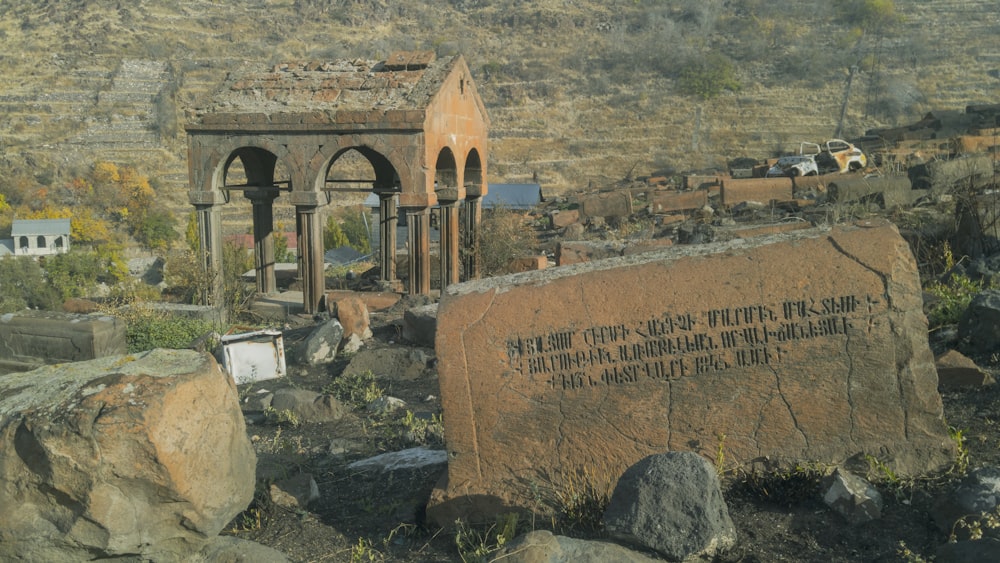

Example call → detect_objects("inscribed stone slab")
428 221 955 524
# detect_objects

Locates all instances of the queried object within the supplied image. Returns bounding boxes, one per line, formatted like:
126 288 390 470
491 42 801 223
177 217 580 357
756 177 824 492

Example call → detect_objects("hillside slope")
0 0 997 200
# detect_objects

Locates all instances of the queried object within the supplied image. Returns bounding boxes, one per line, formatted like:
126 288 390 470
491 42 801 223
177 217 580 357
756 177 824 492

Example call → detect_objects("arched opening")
18 236 28 252
461 148 485 282
324 146 402 290
434 147 458 192
434 147 461 290
36 235 45 250
217 146 289 297
464 148 483 192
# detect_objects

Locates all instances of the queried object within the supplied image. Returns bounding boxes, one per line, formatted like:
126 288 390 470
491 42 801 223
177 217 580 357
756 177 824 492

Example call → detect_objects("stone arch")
434 147 459 192
464 148 484 194
319 145 400 193
207 140 291 195
461 147 486 281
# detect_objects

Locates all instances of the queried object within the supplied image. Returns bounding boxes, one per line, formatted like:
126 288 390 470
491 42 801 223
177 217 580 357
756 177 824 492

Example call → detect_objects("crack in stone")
844 309 858 448
770 362 809 451
458 288 500 480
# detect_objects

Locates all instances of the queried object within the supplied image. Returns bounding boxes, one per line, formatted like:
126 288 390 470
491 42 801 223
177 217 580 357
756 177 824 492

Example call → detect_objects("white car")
766 154 818 177
766 139 867 178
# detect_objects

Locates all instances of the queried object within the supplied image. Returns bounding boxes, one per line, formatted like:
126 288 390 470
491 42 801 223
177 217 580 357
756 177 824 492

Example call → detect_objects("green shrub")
0 255 60 312
677 53 741 100
124 307 216 353
924 273 986 329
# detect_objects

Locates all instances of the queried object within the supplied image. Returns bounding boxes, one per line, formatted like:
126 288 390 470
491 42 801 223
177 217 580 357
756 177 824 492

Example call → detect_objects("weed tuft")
325 370 385 409
454 513 520 563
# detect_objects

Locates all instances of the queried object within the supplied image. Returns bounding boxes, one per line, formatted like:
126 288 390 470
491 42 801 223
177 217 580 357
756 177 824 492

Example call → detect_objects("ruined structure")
186 51 489 313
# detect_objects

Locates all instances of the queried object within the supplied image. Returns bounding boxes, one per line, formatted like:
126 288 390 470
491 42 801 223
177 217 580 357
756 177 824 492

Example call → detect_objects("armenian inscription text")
505 294 878 391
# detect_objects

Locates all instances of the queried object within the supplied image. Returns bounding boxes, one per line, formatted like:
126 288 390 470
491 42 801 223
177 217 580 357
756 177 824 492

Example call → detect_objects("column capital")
244 188 280 203
189 190 227 206
289 190 327 207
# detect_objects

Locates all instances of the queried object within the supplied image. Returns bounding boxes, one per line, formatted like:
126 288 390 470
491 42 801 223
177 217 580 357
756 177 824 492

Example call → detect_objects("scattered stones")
603 452 736 562
494 530 662 563
822 468 883 524
936 349 996 388
555 240 624 266
0 349 256 562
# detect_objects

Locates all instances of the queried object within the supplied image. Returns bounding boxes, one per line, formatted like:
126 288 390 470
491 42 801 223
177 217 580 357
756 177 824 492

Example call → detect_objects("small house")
9 219 72 257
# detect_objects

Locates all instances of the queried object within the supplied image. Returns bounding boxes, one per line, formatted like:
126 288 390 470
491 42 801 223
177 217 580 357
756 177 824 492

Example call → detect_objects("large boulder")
0 349 256 562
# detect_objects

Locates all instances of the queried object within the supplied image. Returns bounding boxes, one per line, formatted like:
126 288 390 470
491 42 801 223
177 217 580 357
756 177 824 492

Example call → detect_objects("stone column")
291 191 326 314
189 190 226 316
405 207 431 295
439 199 461 289
378 192 398 286
246 189 278 295
463 195 483 281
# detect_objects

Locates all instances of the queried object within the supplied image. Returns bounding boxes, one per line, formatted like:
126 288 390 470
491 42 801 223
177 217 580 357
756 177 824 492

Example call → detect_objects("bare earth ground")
223 305 1000 563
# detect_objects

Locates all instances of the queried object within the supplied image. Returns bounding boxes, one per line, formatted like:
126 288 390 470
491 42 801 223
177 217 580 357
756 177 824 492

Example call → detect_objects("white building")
8 218 72 257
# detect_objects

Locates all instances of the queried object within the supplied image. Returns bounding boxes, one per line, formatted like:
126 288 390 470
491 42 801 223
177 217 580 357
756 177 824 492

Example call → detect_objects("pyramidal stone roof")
189 51 457 128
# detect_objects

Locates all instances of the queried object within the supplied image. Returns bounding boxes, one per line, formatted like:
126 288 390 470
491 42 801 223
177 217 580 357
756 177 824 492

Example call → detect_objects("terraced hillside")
0 0 997 209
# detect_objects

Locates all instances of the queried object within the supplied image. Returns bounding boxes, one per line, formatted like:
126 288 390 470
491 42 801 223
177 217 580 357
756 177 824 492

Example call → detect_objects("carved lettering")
506 294 875 392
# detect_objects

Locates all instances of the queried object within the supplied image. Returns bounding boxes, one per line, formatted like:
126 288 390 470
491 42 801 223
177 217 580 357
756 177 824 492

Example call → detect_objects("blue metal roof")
482 184 543 210
364 183 543 210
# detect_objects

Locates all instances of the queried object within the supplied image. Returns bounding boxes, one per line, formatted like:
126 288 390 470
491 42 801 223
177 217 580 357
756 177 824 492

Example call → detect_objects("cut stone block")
427 221 955 525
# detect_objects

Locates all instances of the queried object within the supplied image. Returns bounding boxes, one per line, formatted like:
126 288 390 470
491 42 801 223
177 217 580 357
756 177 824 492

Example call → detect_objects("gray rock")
347 447 447 472
958 290 1000 355
933 466 1000 535
0 350 256 562
402 303 438 347
822 468 883 524
196 536 291 563
367 395 407 414
344 347 434 381
296 318 344 365
936 538 1000 563
491 530 661 563
269 473 320 509
268 388 350 423
603 452 736 562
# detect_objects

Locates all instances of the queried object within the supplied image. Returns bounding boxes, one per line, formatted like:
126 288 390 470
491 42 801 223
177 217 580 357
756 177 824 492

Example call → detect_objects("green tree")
341 207 372 254
677 53 741 100
323 215 350 250
185 211 200 253
44 250 102 300
0 256 60 312
838 0 899 31
133 207 179 251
